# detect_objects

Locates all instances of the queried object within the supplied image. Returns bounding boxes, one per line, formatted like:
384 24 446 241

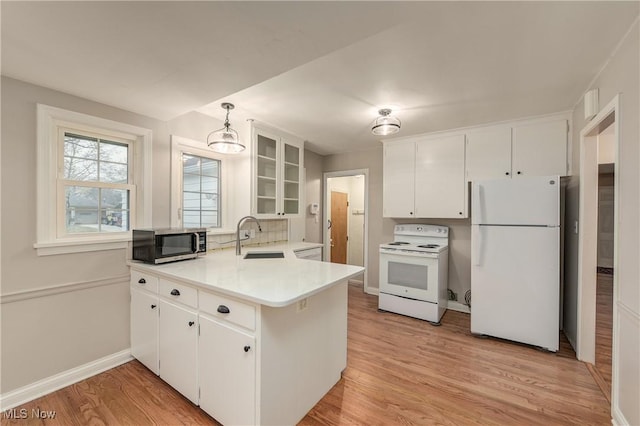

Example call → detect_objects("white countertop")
128 242 363 308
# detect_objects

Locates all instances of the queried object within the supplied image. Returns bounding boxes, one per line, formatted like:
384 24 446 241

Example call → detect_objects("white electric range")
378 224 449 324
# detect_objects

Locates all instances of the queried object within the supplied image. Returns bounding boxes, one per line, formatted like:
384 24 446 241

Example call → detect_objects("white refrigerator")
471 176 560 351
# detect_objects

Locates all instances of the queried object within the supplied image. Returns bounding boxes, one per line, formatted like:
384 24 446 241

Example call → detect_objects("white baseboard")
611 403 629 426
0 349 132 411
447 300 471 314
364 287 379 296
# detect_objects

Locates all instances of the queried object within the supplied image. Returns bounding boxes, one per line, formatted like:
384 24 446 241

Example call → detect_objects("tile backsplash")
207 219 288 251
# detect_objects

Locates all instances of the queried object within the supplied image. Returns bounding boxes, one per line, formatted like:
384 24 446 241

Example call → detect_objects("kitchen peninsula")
129 243 364 426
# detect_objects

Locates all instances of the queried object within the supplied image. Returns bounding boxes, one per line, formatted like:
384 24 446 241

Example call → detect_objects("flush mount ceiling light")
207 102 245 154
371 108 401 136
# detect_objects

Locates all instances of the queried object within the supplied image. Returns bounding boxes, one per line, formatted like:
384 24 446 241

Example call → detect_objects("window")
61 130 133 234
182 154 220 228
36 104 152 255
170 135 230 232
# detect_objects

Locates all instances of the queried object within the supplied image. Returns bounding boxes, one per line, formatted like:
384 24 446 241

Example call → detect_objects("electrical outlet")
297 298 308 312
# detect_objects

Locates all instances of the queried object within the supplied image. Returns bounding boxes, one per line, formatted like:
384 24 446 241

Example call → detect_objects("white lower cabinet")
199 315 256 426
130 288 159 375
158 299 198 404
130 266 348 425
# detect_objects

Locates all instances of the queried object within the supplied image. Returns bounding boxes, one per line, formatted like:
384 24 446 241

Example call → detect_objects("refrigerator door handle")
477 184 485 224
473 226 482 266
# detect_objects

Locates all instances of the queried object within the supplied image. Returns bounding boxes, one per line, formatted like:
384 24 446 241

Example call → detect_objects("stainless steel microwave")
132 228 207 264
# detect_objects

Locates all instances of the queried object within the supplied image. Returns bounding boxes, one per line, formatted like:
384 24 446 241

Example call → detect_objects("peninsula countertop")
128 241 364 307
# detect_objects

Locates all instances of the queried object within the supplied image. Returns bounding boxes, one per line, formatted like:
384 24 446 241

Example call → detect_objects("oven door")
379 250 439 303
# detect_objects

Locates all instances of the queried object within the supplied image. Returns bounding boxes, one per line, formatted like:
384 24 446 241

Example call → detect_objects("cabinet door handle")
170 289 180 296
459 212 463 215
217 305 230 314
244 345 251 353
151 304 157 309
188 321 195 327
138 278 146 284
505 172 510 176
517 171 522 175
409 212 414 216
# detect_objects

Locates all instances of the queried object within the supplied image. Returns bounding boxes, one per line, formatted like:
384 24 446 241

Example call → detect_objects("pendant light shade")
372 108 401 136
207 103 245 154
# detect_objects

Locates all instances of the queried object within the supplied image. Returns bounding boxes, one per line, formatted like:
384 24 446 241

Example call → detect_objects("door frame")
577 96 619 376
323 169 369 293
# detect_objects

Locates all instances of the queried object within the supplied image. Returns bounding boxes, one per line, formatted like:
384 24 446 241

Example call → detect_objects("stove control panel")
394 224 448 237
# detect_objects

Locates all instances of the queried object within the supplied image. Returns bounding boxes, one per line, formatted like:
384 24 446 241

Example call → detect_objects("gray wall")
0 77 224 394
321 146 472 296
304 149 324 244
563 20 639 425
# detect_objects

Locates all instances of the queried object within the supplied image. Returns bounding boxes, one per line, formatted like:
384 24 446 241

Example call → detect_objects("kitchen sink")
243 251 285 259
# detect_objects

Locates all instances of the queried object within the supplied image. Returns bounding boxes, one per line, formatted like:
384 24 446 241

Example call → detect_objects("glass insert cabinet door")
256 134 278 215
253 129 303 217
282 142 299 215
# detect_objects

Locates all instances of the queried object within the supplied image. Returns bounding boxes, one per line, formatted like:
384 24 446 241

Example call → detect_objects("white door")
512 119 568 177
414 134 466 218
472 176 560 226
471 225 559 351
199 315 256 426
383 140 415 218
159 300 198 404
130 288 159 375
466 125 512 181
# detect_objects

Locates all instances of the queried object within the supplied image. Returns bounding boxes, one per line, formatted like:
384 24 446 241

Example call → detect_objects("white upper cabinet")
465 118 569 182
383 140 416 218
466 125 512 181
383 134 467 219
252 126 303 218
415 134 467 218
512 119 568 177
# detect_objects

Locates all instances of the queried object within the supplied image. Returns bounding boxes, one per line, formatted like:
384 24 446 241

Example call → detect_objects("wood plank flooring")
4 283 610 425
593 272 613 401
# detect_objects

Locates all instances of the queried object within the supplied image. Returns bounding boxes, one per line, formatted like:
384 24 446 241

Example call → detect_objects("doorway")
577 96 619 404
324 170 369 292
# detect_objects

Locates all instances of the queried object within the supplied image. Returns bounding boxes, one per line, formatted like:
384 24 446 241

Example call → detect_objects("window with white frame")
60 130 134 235
182 153 221 228
36 104 152 255
170 135 229 231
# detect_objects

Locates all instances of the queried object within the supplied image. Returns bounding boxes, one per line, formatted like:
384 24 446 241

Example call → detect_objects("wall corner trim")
0 349 133 411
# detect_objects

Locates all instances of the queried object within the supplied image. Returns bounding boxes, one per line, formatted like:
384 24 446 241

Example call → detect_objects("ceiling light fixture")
371 108 401 136
207 102 245 154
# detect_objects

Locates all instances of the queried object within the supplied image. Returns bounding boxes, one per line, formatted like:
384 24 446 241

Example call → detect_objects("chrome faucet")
236 216 262 255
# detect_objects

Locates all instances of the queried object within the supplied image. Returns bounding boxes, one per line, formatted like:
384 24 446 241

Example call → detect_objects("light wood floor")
593 273 613 400
5 284 610 425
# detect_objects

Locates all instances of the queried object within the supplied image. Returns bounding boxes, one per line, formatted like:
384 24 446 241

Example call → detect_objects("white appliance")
379 224 449 324
471 176 560 351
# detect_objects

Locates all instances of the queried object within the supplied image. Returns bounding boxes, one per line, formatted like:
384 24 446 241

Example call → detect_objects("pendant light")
207 103 245 154
371 108 401 136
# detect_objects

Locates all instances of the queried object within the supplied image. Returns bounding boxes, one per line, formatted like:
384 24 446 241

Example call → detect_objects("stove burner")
388 242 410 246
417 244 440 249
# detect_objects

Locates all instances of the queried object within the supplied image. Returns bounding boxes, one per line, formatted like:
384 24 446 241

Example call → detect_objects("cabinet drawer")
159 279 198 308
131 270 158 293
200 292 256 331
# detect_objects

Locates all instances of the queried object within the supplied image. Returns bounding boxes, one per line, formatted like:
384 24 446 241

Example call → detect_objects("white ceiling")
2 2 638 155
